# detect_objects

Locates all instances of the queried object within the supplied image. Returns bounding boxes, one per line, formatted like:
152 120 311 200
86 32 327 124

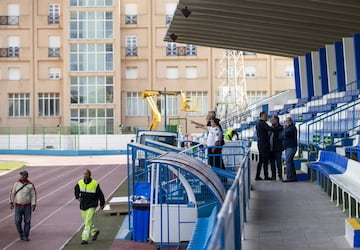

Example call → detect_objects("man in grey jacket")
9 170 37 241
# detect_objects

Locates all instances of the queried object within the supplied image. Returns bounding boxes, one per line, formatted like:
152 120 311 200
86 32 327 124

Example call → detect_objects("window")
185 44 197 56
7 4 19 25
185 91 208 116
125 36 137 56
285 65 294 77
70 11 113 39
247 91 267 105
245 66 256 78
70 108 114 134
166 42 177 56
49 68 61 79
70 0 113 6
70 43 113 72
166 67 178 79
8 68 20 80
125 66 138 79
8 36 19 57
125 4 137 24
160 95 179 116
48 4 60 24
166 3 177 24
126 92 148 116
38 93 60 116
70 76 113 104
8 93 30 117
185 66 197 79
48 36 60 57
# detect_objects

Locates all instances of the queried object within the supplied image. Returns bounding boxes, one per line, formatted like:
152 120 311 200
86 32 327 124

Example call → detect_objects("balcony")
126 46 137 57
166 46 197 56
0 16 19 25
48 15 60 25
0 47 20 57
125 15 137 24
48 48 60 57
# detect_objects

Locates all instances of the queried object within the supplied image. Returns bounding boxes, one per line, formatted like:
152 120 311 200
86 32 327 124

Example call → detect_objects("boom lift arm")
141 90 198 130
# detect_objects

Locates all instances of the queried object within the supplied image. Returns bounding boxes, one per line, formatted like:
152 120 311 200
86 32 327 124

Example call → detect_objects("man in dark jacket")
280 117 298 182
269 116 284 181
74 169 105 244
255 111 282 180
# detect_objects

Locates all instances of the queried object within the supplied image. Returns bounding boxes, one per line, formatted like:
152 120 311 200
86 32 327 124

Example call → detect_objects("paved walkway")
242 162 353 250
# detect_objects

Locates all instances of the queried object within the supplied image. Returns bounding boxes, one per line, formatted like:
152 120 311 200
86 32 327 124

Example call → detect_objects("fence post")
7 127 11 149
57 125 62 150
42 127 46 149
26 127 29 150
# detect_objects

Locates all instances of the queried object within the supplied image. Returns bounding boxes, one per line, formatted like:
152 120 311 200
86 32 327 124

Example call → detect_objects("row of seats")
307 150 348 191
307 150 360 218
330 159 360 218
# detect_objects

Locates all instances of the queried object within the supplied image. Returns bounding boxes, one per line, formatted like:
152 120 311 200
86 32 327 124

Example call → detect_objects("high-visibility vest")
78 179 98 194
224 128 234 140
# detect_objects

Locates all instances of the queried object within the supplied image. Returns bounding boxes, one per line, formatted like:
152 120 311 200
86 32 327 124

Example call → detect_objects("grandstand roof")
164 0 360 58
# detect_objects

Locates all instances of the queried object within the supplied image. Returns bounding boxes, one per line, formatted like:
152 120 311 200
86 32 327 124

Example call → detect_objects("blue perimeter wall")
0 149 127 156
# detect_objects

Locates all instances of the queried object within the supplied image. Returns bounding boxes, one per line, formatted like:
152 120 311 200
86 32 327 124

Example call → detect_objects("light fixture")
170 33 178 42
181 6 191 18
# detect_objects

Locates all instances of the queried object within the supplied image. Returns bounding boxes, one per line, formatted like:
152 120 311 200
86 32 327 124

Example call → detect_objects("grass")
0 161 27 174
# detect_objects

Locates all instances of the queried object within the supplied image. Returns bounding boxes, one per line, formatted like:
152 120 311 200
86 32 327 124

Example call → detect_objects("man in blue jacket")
280 117 298 182
74 169 105 244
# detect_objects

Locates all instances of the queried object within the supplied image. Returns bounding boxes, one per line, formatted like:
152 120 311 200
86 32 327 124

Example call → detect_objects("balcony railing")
166 46 197 56
125 15 137 24
126 46 137 56
0 47 20 57
48 15 60 24
48 48 60 57
0 16 19 25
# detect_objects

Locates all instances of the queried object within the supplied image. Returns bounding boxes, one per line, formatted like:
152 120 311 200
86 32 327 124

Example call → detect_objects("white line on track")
2 164 125 250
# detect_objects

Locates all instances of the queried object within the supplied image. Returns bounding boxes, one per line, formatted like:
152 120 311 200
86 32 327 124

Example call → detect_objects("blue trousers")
15 205 32 237
285 147 297 180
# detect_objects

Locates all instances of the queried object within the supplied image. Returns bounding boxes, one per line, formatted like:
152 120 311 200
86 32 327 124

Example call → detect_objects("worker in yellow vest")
224 128 239 141
74 169 105 245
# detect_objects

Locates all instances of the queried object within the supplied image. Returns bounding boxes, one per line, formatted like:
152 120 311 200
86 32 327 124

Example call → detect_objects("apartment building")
0 0 294 135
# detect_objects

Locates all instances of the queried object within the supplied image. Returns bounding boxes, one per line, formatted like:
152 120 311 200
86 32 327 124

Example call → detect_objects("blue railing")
298 97 360 150
126 140 250 249
207 151 251 250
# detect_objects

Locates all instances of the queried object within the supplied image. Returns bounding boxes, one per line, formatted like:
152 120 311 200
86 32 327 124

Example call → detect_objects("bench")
307 150 348 191
187 206 217 250
330 159 360 218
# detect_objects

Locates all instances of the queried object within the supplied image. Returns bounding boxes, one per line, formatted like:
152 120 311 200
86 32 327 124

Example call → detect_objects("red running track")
0 163 128 250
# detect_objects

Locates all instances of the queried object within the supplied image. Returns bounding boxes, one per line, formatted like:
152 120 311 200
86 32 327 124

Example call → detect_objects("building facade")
0 0 294 135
